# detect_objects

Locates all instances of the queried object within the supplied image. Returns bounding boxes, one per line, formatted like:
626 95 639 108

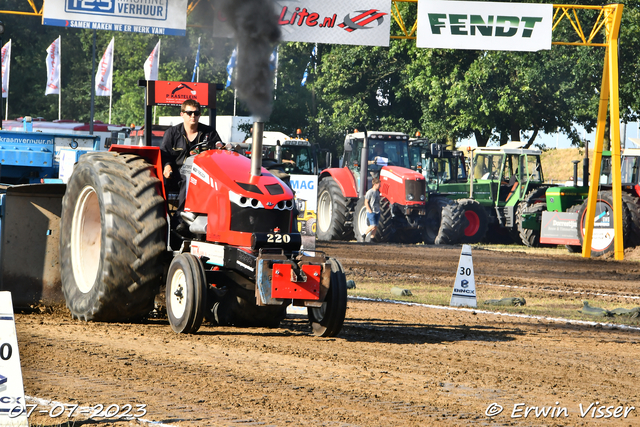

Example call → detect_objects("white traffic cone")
450 244 477 308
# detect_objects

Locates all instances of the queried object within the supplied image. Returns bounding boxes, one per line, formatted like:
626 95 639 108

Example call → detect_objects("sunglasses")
182 110 201 116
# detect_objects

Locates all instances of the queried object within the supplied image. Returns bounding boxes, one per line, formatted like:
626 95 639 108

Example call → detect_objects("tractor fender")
319 168 358 198
109 145 166 198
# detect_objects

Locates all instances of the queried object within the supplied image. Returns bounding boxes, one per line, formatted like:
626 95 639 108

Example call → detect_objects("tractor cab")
342 132 411 191
409 140 467 191
470 142 544 206
244 131 319 176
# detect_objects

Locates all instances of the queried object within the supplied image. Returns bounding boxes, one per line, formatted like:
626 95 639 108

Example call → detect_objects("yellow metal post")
581 4 624 260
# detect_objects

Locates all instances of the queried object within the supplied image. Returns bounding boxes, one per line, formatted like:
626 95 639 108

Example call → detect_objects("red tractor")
59 122 348 337
317 131 463 244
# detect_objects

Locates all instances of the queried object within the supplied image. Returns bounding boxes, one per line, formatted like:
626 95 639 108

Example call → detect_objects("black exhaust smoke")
217 0 281 122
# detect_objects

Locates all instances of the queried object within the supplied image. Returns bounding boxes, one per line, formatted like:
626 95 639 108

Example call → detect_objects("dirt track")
16 242 640 426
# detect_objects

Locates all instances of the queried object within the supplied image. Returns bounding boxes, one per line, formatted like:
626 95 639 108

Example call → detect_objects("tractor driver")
369 143 389 166
160 99 222 234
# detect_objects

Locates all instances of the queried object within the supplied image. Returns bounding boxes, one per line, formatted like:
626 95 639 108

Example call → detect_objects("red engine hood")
380 166 425 183
192 149 294 201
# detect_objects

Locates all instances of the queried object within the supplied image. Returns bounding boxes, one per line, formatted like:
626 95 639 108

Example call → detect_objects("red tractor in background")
58 82 347 337
316 131 465 244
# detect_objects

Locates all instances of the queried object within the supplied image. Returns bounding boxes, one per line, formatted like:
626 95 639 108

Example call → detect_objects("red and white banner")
213 0 392 47
1 40 10 99
45 36 61 95
96 37 114 97
144 40 160 81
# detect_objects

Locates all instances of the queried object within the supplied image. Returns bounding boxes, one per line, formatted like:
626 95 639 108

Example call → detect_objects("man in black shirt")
160 99 221 233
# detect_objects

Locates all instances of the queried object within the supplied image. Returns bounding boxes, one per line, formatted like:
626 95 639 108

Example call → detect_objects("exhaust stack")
250 122 265 178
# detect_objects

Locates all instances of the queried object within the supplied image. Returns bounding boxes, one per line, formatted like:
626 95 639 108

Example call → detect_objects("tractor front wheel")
166 253 207 334
353 198 369 242
423 197 466 245
308 258 347 337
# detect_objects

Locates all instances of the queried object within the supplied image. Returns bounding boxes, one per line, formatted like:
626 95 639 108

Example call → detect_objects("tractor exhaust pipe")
360 127 369 198
250 121 265 178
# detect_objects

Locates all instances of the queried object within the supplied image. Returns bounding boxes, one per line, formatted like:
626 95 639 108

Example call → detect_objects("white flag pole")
4 39 9 121
109 38 114 123
233 89 237 117
152 40 161 125
196 37 201 82
58 35 61 121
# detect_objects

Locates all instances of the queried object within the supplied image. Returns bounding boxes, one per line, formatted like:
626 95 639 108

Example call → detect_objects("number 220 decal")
267 233 291 244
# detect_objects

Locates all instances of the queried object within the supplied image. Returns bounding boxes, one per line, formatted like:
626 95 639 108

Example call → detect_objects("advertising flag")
1 40 10 99
45 36 61 95
225 47 237 88
301 45 317 87
96 37 114 96
144 40 161 81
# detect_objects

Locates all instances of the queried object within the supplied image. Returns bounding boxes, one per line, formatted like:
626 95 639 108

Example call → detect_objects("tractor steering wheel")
190 140 212 155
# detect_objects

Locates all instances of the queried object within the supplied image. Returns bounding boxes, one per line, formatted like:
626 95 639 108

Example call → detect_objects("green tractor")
524 149 640 256
409 140 480 243
431 142 549 245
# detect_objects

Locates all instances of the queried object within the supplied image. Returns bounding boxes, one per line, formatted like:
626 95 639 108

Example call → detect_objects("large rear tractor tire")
308 258 348 337
457 199 488 243
166 253 207 334
60 152 167 322
423 197 466 245
577 191 632 257
316 177 353 241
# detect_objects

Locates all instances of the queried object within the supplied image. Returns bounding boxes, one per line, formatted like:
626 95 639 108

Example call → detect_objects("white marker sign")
0 293 28 426
450 244 477 307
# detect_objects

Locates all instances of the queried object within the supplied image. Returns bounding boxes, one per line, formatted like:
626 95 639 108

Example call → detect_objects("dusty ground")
15 242 640 426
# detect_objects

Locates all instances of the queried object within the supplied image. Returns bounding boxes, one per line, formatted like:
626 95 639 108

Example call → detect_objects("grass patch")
348 278 640 327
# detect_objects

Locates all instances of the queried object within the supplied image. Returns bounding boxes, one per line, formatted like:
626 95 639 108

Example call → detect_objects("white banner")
417 0 553 52
1 40 10 99
213 0 392 47
45 36 61 95
42 0 188 36
144 40 160 81
96 37 114 96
